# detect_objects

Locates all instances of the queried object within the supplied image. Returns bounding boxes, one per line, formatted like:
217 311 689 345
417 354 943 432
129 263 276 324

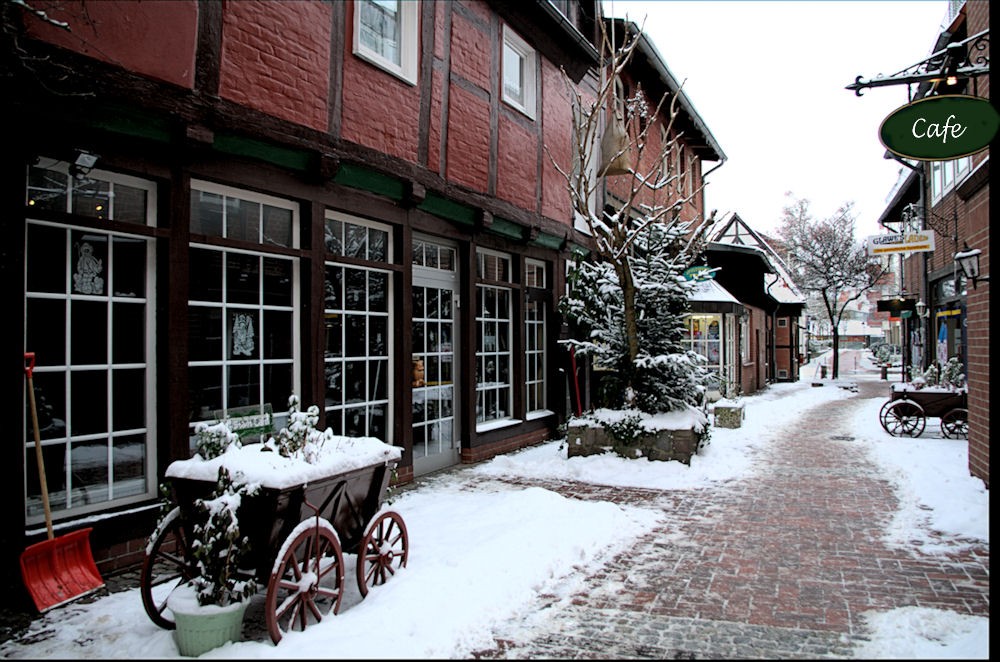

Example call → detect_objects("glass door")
411 237 460 475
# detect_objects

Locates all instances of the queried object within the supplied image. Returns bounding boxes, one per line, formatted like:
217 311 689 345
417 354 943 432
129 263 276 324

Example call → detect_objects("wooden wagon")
140 446 408 645
878 386 968 439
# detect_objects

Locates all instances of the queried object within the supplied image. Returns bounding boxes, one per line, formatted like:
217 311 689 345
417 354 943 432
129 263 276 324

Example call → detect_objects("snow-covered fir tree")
551 17 716 413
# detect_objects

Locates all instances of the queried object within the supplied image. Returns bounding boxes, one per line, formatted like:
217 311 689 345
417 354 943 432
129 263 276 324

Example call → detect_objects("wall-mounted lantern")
954 243 989 289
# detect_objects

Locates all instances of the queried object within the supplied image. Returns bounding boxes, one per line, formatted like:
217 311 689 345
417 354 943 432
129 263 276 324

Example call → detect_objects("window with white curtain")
353 0 419 85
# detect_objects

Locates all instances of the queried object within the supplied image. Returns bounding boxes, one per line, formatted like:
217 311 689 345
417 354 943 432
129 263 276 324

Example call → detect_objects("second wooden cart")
878 386 968 439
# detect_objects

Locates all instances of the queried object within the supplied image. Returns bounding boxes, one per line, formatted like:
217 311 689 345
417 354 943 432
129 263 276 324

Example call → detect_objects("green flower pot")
172 599 249 657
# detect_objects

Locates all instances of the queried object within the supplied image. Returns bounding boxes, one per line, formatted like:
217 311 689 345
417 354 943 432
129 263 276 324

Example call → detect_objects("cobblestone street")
467 373 989 659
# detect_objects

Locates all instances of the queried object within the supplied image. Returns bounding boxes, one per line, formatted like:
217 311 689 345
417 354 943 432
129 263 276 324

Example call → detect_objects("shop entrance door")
411 237 460 475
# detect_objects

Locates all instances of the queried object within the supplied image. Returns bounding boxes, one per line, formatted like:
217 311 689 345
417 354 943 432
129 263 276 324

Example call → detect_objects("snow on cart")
140 398 408 644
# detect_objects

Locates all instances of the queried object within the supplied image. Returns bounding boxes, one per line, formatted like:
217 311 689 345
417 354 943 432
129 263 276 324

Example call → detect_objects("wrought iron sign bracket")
846 29 989 98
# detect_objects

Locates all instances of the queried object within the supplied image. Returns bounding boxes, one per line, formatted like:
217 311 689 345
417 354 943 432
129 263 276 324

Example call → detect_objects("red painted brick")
497 117 537 209
446 85 490 191
219 0 331 132
450 12 491 92
24 0 198 88
541 59 574 224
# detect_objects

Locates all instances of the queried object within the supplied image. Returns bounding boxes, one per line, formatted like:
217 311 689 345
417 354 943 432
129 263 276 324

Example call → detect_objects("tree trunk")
616 258 639 406
831 331 840 379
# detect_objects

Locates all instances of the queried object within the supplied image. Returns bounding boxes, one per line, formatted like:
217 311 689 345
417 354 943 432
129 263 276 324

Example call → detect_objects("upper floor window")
930 156 971 202
502 24 537 120
353 0 418 85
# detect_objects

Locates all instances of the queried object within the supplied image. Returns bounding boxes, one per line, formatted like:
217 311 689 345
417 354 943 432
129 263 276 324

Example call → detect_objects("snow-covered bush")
941 357 966 390
188 467 260 607
264 394 334 462
194 420 241 460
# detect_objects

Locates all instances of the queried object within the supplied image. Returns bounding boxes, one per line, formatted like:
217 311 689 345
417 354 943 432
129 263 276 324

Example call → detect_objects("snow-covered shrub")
941 357 966 390
194 420 241 460
922 363 940 387
189 467 260 607
264 394 334 462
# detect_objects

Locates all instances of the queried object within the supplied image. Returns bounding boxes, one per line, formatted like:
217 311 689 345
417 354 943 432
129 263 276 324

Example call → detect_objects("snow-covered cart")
139 436 408 644
878 384 968 439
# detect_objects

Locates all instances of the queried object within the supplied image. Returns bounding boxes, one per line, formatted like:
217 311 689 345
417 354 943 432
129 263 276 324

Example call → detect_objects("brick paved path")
470 377 990 659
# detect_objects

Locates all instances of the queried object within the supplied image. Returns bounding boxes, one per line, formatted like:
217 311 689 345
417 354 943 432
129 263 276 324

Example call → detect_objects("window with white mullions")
188 182 299 446
323 214 393 442
476 250 513 427
524 259 549 417
23 160 158 522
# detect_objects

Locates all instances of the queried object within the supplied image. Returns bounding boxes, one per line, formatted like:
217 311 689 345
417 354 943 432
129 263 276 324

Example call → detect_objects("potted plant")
166 465 259 657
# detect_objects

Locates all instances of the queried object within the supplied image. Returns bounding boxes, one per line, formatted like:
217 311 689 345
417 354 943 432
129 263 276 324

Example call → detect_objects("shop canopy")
687 278 744 315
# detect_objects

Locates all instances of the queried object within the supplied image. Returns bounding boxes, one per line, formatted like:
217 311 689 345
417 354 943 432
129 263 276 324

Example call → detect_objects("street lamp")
954 243 989 289
915 300 929 319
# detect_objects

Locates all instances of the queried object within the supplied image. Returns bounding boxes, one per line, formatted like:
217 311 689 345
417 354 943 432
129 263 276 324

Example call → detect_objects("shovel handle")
24 352 54 540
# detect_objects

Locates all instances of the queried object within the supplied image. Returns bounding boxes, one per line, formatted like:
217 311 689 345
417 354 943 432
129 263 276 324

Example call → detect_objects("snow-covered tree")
551 17 717 413
778 194 889 379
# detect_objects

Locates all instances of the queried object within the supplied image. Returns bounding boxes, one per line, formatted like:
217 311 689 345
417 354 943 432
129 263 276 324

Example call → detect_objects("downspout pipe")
764 270 782 382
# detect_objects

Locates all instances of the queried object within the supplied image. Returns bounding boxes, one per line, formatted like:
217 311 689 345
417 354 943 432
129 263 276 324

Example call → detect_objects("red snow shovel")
20 352 104 612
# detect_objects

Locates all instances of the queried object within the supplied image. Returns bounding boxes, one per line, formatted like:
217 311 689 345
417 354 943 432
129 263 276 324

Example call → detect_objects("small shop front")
685 279 744 399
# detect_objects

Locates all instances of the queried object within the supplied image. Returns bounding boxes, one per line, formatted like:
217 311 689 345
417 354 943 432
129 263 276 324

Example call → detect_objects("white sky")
603 0 952 239
0 351 987 659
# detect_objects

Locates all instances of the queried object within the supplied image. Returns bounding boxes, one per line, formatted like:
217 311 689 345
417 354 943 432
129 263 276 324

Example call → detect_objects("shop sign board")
683 265 716 281
879 95 999 160
867 230 936 256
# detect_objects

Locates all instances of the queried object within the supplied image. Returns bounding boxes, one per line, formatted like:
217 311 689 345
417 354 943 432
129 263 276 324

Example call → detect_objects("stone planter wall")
566 424 703 465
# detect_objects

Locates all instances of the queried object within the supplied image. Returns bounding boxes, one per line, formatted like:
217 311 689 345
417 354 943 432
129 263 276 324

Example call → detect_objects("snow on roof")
688 278 741 304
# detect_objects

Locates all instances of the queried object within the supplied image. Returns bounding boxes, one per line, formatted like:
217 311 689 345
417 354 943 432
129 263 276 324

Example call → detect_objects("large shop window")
524 259 549 418
324 213 392 441
353 0 419 85
476 249 514 429
24 160 158 522
188 183 299 441
684 313 723 377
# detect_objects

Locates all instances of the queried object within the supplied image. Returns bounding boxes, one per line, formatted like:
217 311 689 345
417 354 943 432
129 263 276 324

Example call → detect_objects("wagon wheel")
940 408 969 439
877 400 895 434
265 520 344 645
880 399 926 437
356 510 409 598
140 507 197 630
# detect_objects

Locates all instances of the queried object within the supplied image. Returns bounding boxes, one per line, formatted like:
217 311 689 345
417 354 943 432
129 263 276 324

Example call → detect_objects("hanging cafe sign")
867 229 936 256
879 95 999 160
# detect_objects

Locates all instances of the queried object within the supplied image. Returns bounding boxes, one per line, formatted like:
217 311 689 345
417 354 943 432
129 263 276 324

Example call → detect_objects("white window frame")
188 181 301 441
24 160 159 523
930 156 972 202
502 24 537 120
524 259 550 419
323 213 394 441
476 248 518 431
353 0 419 86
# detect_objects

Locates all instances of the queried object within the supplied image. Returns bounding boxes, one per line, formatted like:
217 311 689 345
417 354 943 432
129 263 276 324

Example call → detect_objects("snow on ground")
0 349 987 659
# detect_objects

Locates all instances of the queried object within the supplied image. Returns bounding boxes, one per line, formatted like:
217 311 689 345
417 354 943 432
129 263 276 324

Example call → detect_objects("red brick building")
880 1 990 487
4 0 725 598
